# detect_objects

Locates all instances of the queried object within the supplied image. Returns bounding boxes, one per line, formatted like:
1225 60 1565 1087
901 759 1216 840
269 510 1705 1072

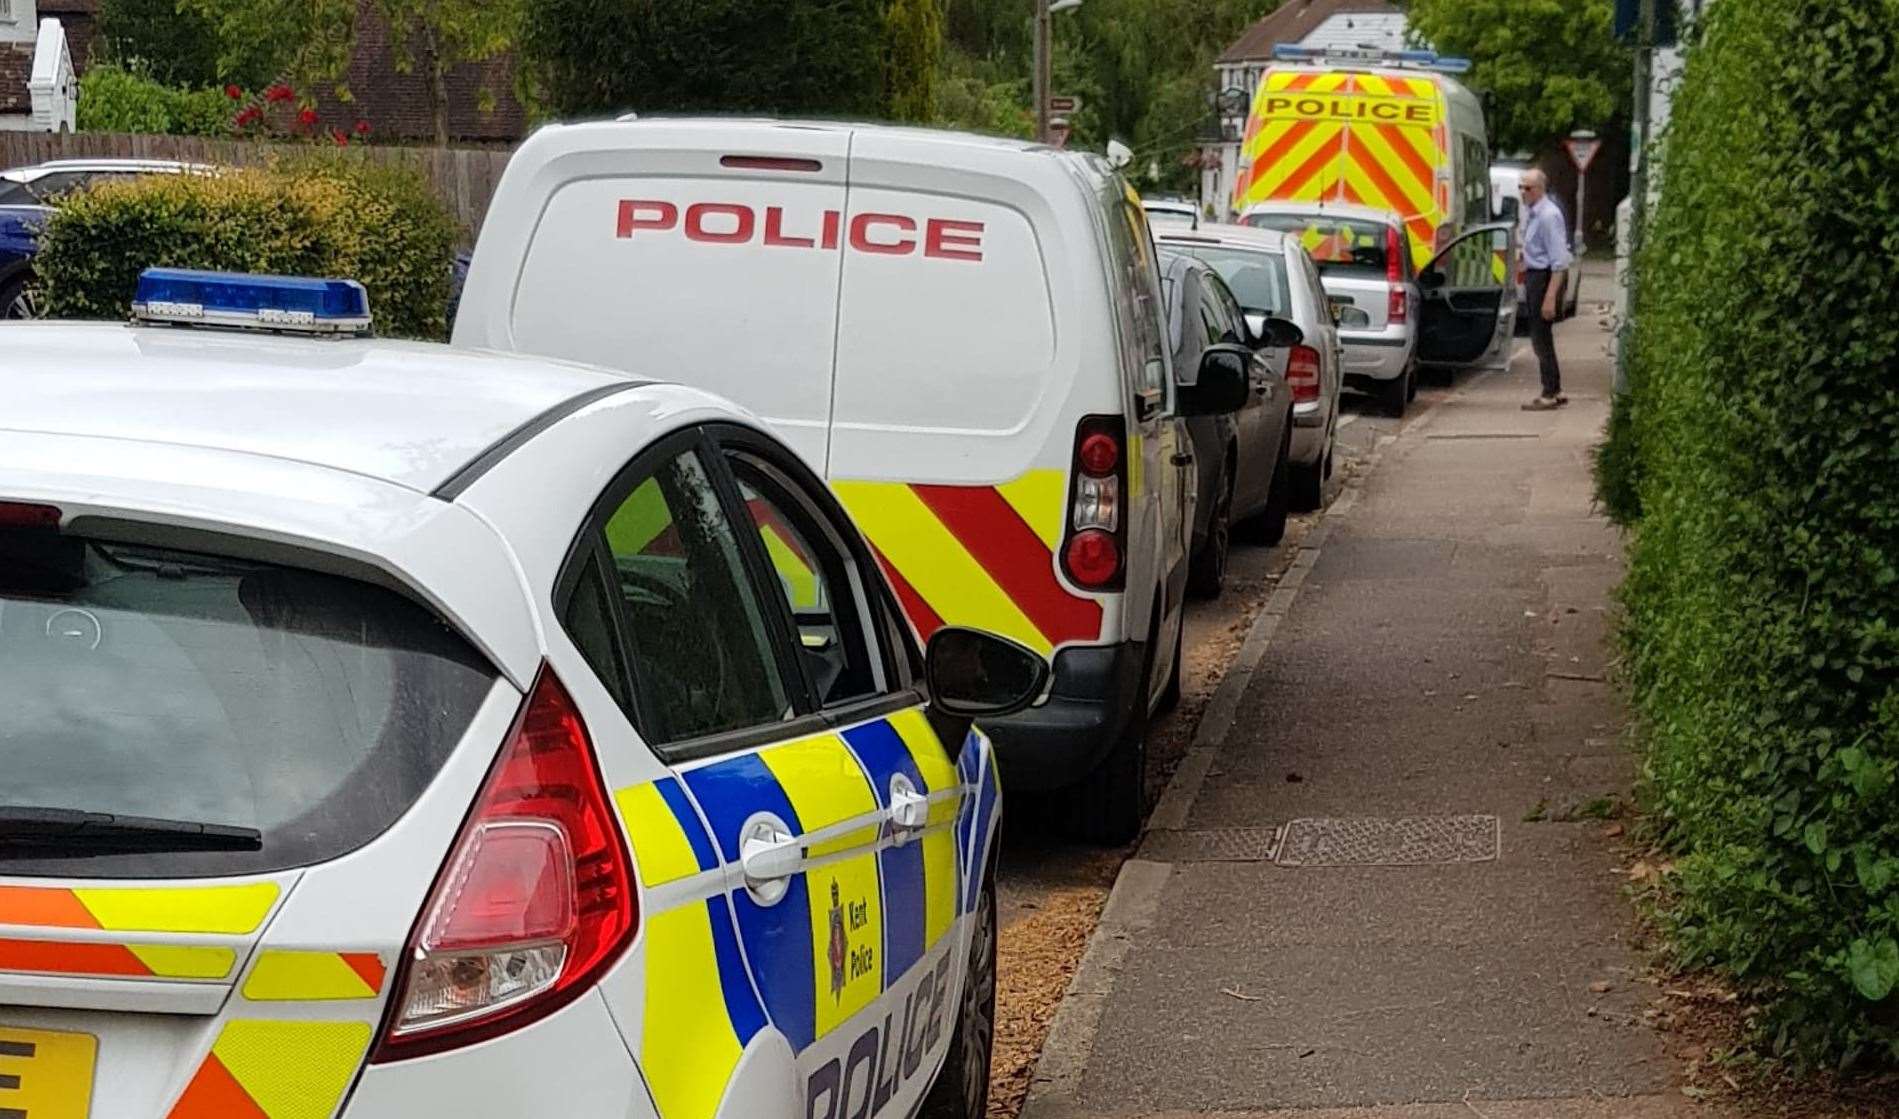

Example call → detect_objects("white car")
0 269 1039 1119
1140 198 1200 230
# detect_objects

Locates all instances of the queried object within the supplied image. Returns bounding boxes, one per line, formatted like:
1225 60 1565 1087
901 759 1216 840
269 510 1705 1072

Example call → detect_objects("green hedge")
1605 0 1899 1063
36 157 459 341
75 64 233 137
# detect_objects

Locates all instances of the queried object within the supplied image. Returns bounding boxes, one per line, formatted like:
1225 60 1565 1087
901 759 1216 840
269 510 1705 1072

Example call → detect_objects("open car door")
1416 222 1516 368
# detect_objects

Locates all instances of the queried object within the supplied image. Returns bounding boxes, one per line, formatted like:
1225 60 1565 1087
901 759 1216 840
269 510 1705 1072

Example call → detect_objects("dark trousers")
1524 268 1562 397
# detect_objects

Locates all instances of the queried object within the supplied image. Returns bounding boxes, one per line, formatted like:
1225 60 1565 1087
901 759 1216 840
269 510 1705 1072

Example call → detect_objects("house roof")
0 43 32 114
1218 0 1403 64
37 0 98 12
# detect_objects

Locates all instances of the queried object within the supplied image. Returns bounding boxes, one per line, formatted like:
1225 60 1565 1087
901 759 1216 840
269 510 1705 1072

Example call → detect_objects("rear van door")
463 123 853 469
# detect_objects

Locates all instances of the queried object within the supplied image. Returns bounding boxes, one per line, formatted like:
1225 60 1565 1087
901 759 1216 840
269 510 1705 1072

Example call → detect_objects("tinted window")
1169 245 1291 316
1245 214 1394 278
0 534 496 878
731 455 883 708
1105 190 1170 398
591 448 793 746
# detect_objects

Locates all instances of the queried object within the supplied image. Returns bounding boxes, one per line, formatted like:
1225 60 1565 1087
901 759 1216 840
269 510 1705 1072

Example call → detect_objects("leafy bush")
76 64 234 137
36 158 459 341
1614 0 1899 1064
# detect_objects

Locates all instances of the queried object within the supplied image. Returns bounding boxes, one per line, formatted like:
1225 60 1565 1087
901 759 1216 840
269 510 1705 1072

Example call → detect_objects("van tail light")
373 667 636 1062
1286 346 1322 405
1062 416 1126 591
0 502 61 528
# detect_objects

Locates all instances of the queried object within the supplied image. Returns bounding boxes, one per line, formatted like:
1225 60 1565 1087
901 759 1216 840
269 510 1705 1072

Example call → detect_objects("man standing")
1517 168 1572 410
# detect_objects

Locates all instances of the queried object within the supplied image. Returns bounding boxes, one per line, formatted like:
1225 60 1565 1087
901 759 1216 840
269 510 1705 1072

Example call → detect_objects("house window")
0 0 14 22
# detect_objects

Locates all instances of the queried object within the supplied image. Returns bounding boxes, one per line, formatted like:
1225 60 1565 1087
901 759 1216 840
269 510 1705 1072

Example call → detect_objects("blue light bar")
131 268 372 336
1271 44 1472 74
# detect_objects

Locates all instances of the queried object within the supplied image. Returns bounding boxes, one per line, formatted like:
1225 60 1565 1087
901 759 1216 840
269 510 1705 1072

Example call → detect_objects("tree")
97 0 249 88
884 0 944 123
182 0 524 146
1406 0 1630 155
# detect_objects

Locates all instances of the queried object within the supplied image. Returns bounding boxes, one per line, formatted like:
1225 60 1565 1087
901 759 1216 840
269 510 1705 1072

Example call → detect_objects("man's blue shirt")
1520 196 1573 271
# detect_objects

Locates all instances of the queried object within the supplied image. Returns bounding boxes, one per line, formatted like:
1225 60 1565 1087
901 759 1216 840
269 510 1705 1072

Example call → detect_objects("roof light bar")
131 268 372 336
1271 44 1471 74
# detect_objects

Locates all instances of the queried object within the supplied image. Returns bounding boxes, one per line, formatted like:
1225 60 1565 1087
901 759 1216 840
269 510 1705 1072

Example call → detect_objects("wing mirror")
1252 315 1303 349
1418 268 1447 291
926 627 1050 720
1177 344 1252 416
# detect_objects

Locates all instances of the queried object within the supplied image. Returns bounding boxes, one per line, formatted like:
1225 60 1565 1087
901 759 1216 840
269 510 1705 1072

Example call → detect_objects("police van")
455 120 1257 844
0 270 1042 1119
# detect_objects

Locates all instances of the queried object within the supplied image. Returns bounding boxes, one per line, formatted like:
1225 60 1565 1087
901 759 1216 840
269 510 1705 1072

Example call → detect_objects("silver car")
1157 224 1343 512
1240 202 1424 416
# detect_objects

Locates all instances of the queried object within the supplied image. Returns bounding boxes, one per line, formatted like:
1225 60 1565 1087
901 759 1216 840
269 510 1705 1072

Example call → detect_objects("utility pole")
1616 0 1656 395
1033 0 1052 144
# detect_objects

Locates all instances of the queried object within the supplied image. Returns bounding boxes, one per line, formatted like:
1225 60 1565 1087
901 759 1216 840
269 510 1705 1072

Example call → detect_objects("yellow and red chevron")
1236 69 1449 269
0 882 280 935
0 937 234 980
833 473 1103 657
167 1020 371 1119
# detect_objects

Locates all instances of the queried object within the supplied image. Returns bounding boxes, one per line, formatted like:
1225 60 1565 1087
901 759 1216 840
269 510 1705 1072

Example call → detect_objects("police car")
0 270 1041 1119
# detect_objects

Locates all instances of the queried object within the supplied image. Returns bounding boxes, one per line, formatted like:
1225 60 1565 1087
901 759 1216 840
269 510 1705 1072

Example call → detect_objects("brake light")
1286 345 1322 405
0 502 60 528
373 668 635 1062
1385 226 1403 284
1387 285 1407 324
1062 416 1126 591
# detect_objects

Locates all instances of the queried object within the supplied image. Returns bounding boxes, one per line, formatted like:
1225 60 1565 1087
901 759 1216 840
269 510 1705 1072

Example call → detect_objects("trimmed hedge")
1603 0 1899 1063
36 157 458 341
75 64 234 137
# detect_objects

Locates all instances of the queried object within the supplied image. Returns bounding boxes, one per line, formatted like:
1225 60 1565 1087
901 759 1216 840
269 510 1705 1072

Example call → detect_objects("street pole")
1616 0 1656 396
1033 0 1051 144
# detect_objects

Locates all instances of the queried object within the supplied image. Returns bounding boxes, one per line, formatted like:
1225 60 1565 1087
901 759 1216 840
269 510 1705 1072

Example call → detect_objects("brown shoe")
1521 396 1559 411
1555 394 1570 406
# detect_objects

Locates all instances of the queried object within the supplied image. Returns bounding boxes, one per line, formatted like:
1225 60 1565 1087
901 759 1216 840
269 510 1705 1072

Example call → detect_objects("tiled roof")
1218 0 1403 64
0 42 32 114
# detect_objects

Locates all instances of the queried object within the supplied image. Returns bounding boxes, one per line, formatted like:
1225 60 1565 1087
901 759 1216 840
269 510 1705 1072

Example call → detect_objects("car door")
1417 222 1515 368
1199 272 1275 515
556 424 978 1119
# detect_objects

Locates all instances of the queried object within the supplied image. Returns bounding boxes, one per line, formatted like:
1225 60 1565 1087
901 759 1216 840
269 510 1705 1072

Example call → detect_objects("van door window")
1106 195 1169 408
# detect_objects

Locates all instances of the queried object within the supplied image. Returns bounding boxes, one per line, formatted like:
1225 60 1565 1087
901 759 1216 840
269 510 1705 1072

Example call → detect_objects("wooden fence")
0 132 516 241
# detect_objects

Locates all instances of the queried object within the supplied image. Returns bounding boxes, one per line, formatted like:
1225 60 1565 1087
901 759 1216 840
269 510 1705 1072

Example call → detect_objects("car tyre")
1237 428 1292 546
1157 611 1183 715
1377 367 1409 417
2 274 40 320
1066 609 1156 846
1186 459 1232 599
921 873 996 1119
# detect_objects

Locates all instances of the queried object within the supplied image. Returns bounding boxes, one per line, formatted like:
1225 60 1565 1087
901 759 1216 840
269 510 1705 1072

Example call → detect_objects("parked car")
1490 160 1580 328
0 158 214 318
1141 197 1200 230
454 118 1228 844
1239 202 1425 415
2 267 1038 1119
1156 250 1294 598
1157 224 1341 511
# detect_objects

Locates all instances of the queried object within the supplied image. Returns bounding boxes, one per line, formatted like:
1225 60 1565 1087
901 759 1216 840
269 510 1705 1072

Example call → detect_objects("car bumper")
985 640 1146 792
1338 329 1413 380
1291 420 1327 466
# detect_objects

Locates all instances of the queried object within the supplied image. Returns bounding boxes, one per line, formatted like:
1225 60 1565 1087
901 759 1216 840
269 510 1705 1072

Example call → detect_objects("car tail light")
0 502 61 528
1286 345 1322 405
373 668 635 1062
1387 285 1407 324
1385 226 1404 284
1062 416 1126 591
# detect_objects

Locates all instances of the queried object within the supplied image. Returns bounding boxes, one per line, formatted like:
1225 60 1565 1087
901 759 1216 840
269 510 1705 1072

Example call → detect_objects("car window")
1247 213 1394 279
1197 276 1237 346
577 446 794 747
1432 227 1510 290
1104 189 1170 399
1171 244 1290 317
0 533 496 878
728 452 884 708
1206 274 1248 341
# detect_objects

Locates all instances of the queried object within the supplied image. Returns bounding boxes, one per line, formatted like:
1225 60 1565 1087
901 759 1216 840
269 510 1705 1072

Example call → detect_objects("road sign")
1564 135 1602 172
1048 94 1083 115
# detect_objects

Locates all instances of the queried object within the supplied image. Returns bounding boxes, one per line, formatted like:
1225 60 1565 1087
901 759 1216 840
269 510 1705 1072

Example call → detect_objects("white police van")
454 119 1262 843
0 269 1041 1119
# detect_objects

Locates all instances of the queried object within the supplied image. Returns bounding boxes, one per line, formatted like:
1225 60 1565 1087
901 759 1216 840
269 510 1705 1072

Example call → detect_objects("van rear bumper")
984 640 1146 792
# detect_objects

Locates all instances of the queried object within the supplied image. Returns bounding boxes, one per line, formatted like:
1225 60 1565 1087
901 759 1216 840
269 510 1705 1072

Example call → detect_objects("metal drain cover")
1274 816 1499 867
1140 827 1282 863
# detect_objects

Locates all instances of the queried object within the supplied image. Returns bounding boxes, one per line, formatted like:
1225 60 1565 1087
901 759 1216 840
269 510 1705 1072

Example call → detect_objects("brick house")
312 0 527 145
0 0 76 132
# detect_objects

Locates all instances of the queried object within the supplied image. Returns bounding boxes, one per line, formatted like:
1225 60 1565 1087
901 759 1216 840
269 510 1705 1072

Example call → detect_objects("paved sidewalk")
1026 289 1680 1117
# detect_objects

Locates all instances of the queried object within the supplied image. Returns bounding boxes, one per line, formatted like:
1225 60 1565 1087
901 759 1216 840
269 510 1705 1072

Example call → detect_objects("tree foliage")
1406 0 1629 154
1602 0 1899 1064
97 0 253 88
75 64 236 135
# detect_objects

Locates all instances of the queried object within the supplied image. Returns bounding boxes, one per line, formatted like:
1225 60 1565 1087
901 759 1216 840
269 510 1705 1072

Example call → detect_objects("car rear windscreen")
1173 246 1292 316
1243 215 1394 279
0 531 497 878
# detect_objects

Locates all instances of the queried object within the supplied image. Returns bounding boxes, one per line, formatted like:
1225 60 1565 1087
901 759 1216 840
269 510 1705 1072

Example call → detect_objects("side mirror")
1177 344 1251 416
1418 269 1446 291
1254 315 1303 349
926 627 1050 720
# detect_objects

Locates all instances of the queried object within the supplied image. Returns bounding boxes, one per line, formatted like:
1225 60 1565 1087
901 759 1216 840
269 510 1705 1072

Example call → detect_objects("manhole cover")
1274 816 1499 867
1140 827 1282 863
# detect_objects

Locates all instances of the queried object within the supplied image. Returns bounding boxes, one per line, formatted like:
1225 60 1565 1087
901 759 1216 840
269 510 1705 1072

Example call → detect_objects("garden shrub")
1615 0 1899 1063
76 64 233 137
36 157 459 341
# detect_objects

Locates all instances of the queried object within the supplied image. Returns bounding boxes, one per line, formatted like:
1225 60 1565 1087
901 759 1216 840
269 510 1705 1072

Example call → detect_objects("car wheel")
1157 610 1183 715
1186 459 1232 599
1377 367 1408 418
2 275 41 320
921 874 996 1119
1066 608 1155 845
1235 427 1291 546
1289 450 1324 513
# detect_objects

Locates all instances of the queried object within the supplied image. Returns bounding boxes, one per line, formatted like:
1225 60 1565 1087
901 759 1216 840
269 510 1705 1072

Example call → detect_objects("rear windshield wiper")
0 806 263 853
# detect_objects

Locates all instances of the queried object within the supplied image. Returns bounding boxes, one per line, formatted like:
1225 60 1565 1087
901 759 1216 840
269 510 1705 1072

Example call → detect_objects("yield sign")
1563 136 1602 172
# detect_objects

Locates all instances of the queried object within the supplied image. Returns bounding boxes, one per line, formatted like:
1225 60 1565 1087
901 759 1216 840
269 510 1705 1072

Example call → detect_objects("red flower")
353 119 371 135
264 83 295 103
224 84 241 99
233 105 263 127
297 107 318 126
331 129 349 146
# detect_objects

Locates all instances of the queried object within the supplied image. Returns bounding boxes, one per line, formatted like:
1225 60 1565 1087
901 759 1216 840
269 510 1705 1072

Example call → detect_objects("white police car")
0 270 1040 1119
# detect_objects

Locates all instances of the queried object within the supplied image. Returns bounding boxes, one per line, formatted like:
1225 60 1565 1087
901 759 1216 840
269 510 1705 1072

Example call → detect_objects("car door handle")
740 816 801 887
1170 452 1193 466
889 783 931 832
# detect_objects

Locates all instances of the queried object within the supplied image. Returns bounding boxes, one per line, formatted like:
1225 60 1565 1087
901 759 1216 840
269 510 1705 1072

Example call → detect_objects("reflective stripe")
0 938 233 980
241 951 384 1001
996 469 1068 552
128 946 237 980
168 1020 371 1119
642 903 746 1119
0 883 280 935
618 778 713 888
